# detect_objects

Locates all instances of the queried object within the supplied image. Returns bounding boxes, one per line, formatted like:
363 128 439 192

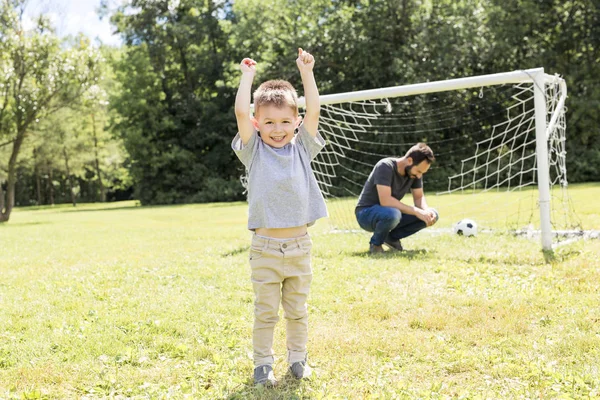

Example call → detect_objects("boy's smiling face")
252 105 302 148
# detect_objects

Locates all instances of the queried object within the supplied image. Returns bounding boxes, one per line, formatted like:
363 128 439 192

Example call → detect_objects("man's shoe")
369 244 384 254
383 239 403 251
254 364 278 386
289 360 312 379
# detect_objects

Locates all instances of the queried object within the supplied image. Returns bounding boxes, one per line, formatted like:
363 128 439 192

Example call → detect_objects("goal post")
296 68 577 251
532 69 553 251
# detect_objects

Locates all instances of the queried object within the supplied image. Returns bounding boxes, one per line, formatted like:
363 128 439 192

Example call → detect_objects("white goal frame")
298 68 567 251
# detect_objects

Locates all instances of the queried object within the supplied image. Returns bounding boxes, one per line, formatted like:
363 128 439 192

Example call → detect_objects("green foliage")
8 0 593 206
485 0 600 182
109 0 242 205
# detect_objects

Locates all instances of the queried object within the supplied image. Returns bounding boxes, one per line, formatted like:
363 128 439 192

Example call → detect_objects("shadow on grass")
450 248 582 266
544 248 583 264
15 202 142 214
59 205 146 213
223 246 250 257
226 374 305 400
51 201 248 214
0 221 49 227
349 248 434 260
434 254 545 266
60 203 197 214
224 245 437 259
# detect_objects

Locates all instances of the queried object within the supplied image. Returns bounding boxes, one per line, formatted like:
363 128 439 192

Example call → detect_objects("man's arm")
412 188 429 210
412 188 436 226
235 58 257 145
377 185 435 225
296 48 320 137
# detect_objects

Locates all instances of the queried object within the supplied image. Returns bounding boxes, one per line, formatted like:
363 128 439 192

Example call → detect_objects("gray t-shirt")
232 124 328 230
356 157 422 211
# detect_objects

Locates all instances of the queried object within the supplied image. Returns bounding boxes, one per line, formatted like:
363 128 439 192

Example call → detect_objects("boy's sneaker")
289 360 312 379
254 364 278 386
383 238 403 251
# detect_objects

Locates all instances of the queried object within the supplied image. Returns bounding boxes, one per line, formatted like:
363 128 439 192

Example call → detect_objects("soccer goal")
300 68 580 251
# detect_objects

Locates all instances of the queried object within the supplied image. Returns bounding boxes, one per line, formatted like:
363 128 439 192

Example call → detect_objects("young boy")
232 48 327 386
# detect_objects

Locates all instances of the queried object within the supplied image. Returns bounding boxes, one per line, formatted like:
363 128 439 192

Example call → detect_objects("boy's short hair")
253 79 299 116
406 143 435 164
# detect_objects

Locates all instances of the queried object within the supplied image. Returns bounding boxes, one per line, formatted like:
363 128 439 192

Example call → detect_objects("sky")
23 0 122 46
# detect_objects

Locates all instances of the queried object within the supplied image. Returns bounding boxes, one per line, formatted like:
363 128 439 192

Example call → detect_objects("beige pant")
249 233 313 366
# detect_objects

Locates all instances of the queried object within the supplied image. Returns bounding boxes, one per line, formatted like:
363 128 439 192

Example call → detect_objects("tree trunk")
48 166 55 206
34 148 42 205
0 181 15 222
0 181 7 222
91 113 106 202
0 129 26 222
62 145 76 207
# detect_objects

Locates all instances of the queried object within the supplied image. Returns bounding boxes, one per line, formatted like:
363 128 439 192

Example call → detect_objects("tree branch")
0 139 15 148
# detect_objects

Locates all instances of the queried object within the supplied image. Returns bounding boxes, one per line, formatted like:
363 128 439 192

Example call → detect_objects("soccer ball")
454 219 478 237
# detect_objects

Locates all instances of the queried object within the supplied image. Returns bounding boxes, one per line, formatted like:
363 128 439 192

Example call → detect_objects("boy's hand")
296 48 315 73
240 58 257 74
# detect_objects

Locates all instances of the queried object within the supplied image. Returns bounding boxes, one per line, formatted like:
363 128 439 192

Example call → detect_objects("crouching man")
355 143 438 254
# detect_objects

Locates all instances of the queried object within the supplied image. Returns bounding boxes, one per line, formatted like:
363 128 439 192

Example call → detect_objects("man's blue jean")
355 206 439 246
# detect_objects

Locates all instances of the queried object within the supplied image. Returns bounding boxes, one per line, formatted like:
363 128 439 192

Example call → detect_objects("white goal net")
304 68 581 250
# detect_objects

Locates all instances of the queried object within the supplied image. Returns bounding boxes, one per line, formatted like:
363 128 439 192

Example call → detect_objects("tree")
15 78 131 207
0 3 103 221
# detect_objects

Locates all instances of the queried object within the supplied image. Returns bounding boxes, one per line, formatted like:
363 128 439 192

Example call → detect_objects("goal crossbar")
299 67 567 144
298 68 552 107
301 67 566 143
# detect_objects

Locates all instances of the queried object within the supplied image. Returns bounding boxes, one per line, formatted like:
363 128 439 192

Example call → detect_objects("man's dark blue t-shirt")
355 157 422 212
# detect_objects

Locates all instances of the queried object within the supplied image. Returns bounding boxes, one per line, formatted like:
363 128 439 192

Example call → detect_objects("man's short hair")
253 79 299 116
406 143 435 164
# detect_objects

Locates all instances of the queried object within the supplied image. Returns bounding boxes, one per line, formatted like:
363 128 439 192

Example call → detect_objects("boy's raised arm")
296 48 320 137
235 58 257 145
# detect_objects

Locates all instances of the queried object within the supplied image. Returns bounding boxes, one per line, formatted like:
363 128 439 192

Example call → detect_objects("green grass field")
1 183 599 399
